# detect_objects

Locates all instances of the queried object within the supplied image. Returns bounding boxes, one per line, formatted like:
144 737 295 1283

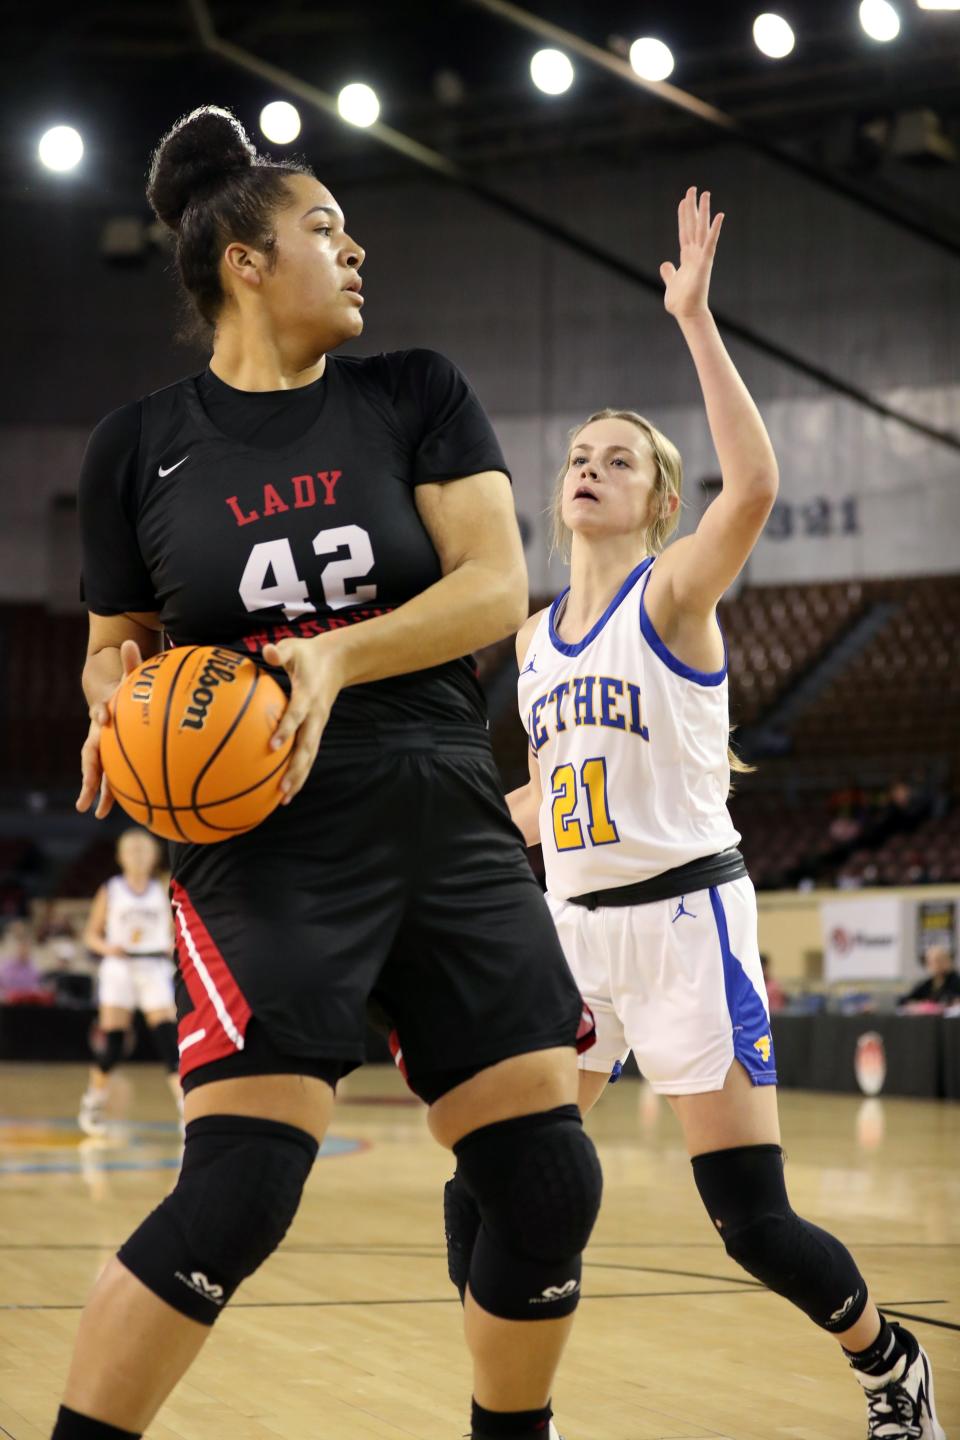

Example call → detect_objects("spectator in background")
41 948 93 1008
0 921 44 998
897 943 960 1010
760 953 788 1012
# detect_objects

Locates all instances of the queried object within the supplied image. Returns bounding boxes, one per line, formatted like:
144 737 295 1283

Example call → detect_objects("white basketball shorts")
98 956 175 1014
547 876 776 1094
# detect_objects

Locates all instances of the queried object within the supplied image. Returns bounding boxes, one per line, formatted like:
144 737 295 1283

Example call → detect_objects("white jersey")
517 556 739 901
104 876 173 958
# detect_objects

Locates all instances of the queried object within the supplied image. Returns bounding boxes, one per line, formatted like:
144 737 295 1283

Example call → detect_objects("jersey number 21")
551 758 619 851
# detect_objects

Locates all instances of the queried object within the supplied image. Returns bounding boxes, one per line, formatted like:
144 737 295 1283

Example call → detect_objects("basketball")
99 646 292 843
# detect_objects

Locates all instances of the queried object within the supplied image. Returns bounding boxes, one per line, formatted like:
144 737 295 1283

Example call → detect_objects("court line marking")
1 1291 954 1327
881 1308 960 1333
4 1232 958 1250
0 1289 781 1311
0 1135 366 1175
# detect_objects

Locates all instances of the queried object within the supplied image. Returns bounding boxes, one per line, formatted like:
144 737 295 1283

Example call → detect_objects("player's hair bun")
147 105 258 230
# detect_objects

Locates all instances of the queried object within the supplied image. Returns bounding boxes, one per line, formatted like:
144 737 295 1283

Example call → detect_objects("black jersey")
78 349 509 738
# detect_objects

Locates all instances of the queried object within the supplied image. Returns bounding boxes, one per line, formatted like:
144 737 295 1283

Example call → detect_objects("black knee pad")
454 1104 602 1321
97 1028 127 1075
148 1020 179 1075
444 1167 481 1302
118 1114 318 1324
692 1144 868 1332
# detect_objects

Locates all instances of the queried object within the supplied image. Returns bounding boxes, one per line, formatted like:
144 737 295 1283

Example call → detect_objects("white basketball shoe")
77 1088 108 1138
853 1325 946 1439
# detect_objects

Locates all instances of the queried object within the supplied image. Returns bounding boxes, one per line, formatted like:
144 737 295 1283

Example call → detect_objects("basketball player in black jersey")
57 106 601 1440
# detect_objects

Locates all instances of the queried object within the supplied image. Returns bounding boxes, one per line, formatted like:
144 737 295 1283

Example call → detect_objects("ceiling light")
259 101 301 145
337 83 380 128
860 0 902 40
628 37 675 81
753 13 796 58
530 48 575 95
38 125 83 173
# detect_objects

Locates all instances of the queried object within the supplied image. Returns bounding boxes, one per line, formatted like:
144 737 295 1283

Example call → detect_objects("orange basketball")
99 646 293 844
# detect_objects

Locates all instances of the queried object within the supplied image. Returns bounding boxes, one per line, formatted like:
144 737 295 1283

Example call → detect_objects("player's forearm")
84 933 112 957
329 558 528 690
506 782 541 847
677 311 779 504
82 647 124 709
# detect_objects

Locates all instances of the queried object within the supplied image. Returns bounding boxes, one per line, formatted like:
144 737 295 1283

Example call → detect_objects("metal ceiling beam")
186 0 960 457
466 0 960 261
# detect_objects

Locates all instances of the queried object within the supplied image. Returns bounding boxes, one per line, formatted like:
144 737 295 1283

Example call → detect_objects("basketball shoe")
852 1324 946 1439
78 1088 108 1138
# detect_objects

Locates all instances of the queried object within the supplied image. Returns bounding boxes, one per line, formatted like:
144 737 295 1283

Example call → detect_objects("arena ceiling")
3 0 959 232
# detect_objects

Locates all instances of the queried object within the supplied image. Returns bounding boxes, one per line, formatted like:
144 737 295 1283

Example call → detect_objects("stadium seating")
1 571 958 893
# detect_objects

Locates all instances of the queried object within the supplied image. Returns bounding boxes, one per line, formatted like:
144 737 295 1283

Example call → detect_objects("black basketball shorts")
169 724 586 1100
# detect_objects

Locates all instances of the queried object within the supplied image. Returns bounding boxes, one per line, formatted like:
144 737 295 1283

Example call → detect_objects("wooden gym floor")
1 1062 957 1440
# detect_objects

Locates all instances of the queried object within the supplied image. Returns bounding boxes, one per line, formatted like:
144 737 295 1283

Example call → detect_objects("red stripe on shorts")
576 1002 597 1056
171 880 252 1078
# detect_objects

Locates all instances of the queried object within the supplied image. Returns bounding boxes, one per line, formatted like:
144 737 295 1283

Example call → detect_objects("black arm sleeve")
78 402 158 614
390 349 509 486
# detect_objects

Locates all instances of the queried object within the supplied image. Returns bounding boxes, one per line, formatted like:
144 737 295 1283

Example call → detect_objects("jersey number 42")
239 526 377 620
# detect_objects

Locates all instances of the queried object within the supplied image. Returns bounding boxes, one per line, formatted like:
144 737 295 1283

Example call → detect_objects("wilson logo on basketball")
180 648 246 732
130 654 171 710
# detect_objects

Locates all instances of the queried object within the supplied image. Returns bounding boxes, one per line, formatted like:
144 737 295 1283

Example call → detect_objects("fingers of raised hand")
706 211 724 256
678 191 694 248
280 715 324 803
697 189 711 244
660 261 677 287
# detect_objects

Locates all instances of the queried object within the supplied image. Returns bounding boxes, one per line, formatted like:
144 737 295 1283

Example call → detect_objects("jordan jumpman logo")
672 896 696 923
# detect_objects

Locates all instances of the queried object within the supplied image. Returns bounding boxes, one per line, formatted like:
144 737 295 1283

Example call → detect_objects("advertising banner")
821 896 906 982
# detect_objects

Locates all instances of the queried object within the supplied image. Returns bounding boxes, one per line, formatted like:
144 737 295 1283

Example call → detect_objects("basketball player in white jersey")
79 828 181 1136
444 189 945 1439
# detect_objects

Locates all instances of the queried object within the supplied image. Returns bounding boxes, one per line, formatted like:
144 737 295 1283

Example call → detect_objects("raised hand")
659 186 724 321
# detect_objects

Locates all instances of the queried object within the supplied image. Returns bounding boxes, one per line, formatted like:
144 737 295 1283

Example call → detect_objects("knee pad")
97 1028 127 1075
118 1114 318 1324
692 1144 868 1332
454 1104 602 1321
444 1167 481 1302
148 1019 179 1074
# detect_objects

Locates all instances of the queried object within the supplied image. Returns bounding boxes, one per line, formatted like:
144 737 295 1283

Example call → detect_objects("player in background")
79 828 181 1136
445 189 945 1440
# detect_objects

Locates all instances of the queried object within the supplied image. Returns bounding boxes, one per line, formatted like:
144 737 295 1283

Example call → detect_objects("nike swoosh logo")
158 456 188 477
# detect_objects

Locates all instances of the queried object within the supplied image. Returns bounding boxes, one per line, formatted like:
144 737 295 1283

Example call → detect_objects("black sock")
51 1406 141 1439
471 1398 552 1437
844 1318 912 1377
